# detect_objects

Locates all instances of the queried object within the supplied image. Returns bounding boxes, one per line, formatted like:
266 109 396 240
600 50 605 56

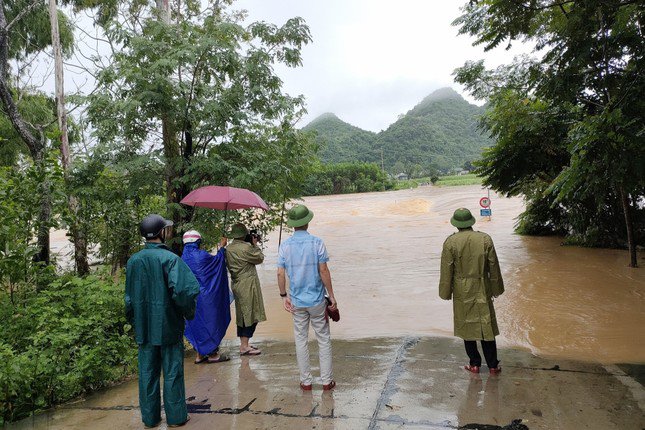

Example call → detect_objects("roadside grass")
392 173 481 190
435 174 481 186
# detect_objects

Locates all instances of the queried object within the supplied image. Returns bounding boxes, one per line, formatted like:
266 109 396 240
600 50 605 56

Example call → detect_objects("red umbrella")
181 186 269 211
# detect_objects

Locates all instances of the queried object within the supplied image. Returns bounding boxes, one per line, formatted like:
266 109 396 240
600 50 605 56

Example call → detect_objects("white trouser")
292 300 333 385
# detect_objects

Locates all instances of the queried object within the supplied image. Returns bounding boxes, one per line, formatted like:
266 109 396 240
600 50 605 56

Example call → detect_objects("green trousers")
138 342 188 427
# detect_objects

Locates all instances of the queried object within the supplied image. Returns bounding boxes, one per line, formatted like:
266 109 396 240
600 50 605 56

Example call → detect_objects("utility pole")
49 0 89 274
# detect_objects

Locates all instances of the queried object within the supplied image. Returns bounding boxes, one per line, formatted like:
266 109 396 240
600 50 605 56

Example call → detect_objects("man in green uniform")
126 214 200 428
439 208 504 375
226 223 266 356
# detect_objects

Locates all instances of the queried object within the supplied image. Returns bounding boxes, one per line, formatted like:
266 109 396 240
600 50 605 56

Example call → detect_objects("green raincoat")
125 242 200 427
226 239 266 327
439 229 504 341
125 242 200 345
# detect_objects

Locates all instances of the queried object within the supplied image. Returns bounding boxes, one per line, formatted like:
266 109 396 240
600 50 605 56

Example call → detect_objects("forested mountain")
302 113 377 164
302 87 491 172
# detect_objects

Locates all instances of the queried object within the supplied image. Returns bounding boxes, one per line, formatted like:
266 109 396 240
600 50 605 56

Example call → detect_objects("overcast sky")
45 1 531 134
234 0 531 132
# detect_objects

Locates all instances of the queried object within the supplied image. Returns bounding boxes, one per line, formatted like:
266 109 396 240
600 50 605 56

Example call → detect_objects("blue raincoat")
181 243 231 355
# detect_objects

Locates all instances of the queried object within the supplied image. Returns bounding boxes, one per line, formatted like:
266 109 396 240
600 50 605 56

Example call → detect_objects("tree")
46 0 90 274
86 1 315 252
0 0 73 265
454 0 644 267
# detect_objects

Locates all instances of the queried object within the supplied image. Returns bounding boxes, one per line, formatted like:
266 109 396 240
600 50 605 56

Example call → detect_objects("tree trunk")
155 0 171 23
619 187 638 268
48 0 90 275
162 115 183 254
34 151 52 267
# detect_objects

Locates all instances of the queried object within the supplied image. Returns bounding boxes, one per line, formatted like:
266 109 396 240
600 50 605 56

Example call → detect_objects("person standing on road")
277 204 338 391
226 223 266 356
126 214 200 428
181 230 231 364
439 208 504 375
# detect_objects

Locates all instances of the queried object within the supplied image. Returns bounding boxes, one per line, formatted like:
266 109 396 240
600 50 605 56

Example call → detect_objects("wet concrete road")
10 337 645 430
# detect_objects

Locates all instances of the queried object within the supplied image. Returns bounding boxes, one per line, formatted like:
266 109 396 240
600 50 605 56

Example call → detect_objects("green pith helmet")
229 223 248 239
450 208 476 228
287 204 314 228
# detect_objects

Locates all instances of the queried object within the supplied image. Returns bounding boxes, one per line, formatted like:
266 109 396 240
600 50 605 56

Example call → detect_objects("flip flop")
240 349 261 356
206 354 230 363
194 356 209 364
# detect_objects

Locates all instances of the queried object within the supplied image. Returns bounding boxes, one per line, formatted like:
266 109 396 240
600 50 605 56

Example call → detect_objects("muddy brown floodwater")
229 184 645 364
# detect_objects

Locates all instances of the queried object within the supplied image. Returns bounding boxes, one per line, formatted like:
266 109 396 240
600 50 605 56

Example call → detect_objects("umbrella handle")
223 203 228 236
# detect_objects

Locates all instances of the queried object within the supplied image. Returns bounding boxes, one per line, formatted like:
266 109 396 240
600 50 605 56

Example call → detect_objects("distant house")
395 173 409 180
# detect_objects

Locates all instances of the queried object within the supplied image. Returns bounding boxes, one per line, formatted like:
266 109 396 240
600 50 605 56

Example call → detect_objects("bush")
303 162 394 196
0 270 136 424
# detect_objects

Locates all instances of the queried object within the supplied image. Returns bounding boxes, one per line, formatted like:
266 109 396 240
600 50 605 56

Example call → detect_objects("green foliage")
435 174 482 187
302 162 393 196
475 91 572 196
0 153 65 284
86 2 315 246
378 88 491 172
302 88 492 172
0 90 57 166
454 0 645 250
5 1 74 61
69 154 166 270
302 113 377 164
183 125 317 248
393 174 481 189
0 270 137 424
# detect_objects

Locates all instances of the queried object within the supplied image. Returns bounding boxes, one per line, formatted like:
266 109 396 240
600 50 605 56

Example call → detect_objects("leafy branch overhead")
454 0 644 265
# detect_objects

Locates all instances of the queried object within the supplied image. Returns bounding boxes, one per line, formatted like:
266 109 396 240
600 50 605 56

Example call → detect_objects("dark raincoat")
181 243 231 356
439 229 504 341
125 242 200 427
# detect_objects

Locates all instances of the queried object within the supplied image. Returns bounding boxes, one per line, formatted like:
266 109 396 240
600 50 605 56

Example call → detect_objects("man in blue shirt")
277 204 338 391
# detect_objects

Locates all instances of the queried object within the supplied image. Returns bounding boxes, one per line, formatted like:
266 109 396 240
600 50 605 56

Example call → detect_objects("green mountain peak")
302 87 490 172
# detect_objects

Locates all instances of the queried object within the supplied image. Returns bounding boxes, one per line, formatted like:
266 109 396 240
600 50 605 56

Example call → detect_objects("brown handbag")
325 296 340 322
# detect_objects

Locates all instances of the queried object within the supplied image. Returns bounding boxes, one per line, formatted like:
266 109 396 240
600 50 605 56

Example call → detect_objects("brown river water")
228 184 645 364
48 184 645 364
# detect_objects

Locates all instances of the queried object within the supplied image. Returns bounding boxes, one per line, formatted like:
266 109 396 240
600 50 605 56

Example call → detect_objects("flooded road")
24 184 645 430
241 185 645 364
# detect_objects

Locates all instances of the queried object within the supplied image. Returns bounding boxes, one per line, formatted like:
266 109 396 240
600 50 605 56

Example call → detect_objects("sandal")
206 354 230 363
464 365 480 374
240 348 261 356
194 356 209 364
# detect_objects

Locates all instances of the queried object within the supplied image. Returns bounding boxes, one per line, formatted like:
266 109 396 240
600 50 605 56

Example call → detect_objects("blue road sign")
480 209 492 216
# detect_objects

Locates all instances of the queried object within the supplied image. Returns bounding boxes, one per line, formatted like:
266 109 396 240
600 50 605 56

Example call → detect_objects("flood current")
242 185 645 364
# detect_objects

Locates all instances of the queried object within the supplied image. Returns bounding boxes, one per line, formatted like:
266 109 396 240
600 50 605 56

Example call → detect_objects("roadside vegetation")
302 162 394 196
454 0 644 265
0 1 314 423
0 0 642 424
392 174 481 190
